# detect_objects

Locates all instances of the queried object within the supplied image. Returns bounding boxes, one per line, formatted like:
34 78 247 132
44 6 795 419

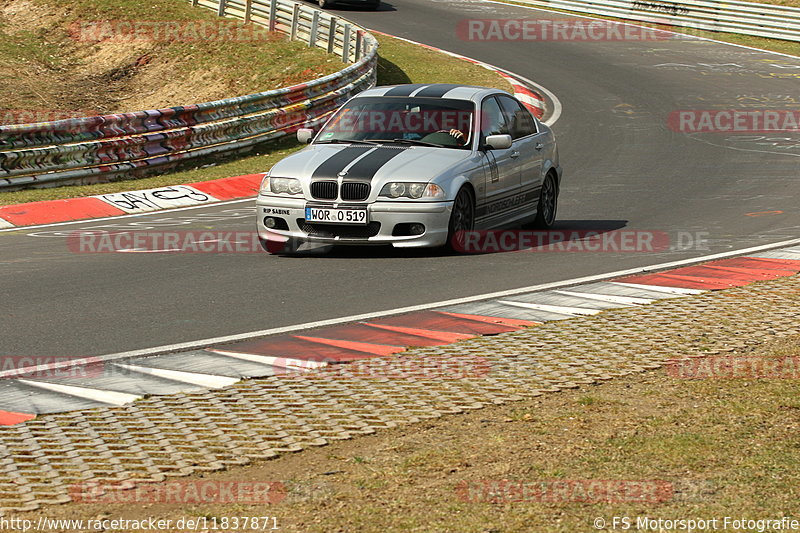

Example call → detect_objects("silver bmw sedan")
257 84 561 253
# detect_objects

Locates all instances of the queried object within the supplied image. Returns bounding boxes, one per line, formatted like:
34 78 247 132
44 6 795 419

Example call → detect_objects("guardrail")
0 0 378 190
512 0 800 42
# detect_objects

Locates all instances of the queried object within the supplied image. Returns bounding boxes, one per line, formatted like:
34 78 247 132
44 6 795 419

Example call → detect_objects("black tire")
532 173 558 229
446 186 475 252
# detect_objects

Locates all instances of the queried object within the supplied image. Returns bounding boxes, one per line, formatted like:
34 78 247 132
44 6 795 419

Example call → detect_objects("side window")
498 95 537 139
480 97 509 140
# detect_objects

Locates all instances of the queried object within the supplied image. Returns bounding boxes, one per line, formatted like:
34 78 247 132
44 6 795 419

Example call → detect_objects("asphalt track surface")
1 0 799 358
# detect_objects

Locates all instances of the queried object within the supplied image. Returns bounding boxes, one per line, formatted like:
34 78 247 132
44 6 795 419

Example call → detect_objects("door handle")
535 143 544 151
510 151 520 158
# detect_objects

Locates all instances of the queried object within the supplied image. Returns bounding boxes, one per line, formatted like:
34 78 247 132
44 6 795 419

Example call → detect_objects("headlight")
388 183 406 198
379 182 445 199
261 177 303 195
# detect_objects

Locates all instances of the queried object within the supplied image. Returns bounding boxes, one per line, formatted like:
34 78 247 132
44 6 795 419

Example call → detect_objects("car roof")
354 84 506 102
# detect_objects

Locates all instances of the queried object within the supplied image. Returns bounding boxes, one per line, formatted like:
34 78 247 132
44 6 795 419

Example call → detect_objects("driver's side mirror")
297 128 315 144
484 134 512 150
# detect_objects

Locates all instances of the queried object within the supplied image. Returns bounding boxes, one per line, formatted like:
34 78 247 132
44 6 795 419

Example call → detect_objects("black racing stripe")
343 147 409 181
414 84 464 98
310 146 373 180
383 84 428 97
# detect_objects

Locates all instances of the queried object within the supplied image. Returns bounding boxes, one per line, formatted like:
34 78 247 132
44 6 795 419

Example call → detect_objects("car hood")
268 144 472 184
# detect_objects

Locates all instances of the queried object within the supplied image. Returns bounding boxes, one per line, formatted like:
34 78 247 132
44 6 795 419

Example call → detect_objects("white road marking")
209 349 327 370
498 300 602 315
610 282 705 295
756 250 800 259
553 290 653 305
16 379 141 406
113 364 239 388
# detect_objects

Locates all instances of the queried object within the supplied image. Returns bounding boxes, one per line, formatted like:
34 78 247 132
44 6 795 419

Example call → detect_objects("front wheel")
532 173 558 229
446 186 475 252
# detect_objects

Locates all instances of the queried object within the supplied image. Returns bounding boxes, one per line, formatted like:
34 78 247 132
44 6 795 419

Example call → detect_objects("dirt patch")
0 0 62 34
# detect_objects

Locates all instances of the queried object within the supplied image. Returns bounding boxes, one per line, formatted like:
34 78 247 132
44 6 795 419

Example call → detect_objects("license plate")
305 206 367 225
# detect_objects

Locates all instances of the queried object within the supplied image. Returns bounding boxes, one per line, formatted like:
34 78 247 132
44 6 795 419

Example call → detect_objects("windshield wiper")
370 138 447 148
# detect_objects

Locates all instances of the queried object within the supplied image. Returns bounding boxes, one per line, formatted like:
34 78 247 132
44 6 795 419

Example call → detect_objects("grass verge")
0 33 513 206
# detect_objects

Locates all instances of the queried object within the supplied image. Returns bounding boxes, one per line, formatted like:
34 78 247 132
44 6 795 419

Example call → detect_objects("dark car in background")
315 0 380 10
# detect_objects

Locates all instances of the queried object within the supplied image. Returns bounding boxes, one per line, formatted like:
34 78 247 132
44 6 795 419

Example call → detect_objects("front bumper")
256 195 453 248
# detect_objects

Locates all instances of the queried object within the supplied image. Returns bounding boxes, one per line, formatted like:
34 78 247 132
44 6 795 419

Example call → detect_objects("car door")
476 96 521 228
497 94 545 222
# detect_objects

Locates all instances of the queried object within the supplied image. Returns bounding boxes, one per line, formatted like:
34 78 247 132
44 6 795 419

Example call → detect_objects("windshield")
315 97 476 149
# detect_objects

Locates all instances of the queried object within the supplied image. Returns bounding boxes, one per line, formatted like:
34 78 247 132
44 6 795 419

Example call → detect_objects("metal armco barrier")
0 0 378 189
512 0 800 42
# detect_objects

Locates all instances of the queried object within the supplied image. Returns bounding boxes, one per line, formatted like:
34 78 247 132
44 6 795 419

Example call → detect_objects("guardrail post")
217 0 226 17
354 30 362 62
327 18 337 54
291 3 300 41
269 0 277 32
244 0 252 23
309 11 319 47
342 24 351 63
